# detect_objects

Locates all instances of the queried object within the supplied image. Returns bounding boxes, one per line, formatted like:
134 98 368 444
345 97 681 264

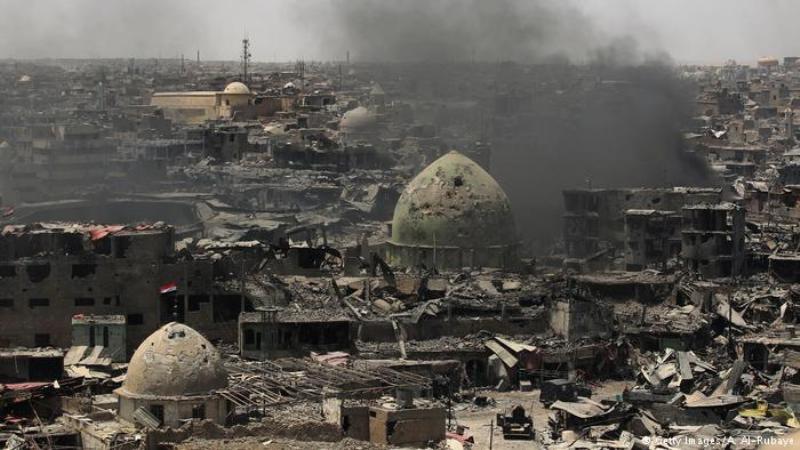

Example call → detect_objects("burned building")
769 254 800 283
681 203 746 278
115 322 229 428
623 209 682 271
386 150 519 270
239 309 353 359
563 187 721 264
0 348 63 382
695 88 744 116
202 125 252 161
0 223 247 354
695 143 768 177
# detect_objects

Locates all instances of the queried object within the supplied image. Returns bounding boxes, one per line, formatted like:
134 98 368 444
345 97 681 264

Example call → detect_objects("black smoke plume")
320 0 712 246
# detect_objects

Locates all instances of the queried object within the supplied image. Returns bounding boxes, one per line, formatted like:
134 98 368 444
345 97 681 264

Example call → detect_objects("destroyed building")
624 209 682 271
563 187 721 259
681 203 746 278
239 309 353 359
0 124 163 203
0 223 249 354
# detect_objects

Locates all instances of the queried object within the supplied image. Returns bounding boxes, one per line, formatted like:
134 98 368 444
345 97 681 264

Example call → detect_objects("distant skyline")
1 0 798 65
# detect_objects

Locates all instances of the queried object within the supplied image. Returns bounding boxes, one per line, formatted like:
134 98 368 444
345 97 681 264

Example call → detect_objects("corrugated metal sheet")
551 399 609 418
494 337 536 353
64 346 88 366
80 346 112 366
65 346 112 366
2 382 50 391
133 406 161 429
484 339 518 368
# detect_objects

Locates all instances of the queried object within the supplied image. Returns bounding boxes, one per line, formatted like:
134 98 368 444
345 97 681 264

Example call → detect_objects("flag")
159 281 178 294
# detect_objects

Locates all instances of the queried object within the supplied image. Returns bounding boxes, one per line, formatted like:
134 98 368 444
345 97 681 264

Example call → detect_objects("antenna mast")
241 36 252 83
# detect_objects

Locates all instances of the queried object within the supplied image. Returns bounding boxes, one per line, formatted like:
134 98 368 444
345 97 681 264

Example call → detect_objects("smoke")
318 0 713 246
0 0 212 59
489 61 712 246
3 1 800 63
0 0 716 247
321 0 619 63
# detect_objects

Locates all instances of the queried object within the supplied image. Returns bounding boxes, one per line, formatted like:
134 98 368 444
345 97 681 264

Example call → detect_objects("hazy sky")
0 0 797 64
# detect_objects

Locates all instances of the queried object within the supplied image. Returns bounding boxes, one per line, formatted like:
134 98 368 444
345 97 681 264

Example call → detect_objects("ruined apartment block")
0 224 246 354
681 203 746 278
623 209 682 271
563 187 721 268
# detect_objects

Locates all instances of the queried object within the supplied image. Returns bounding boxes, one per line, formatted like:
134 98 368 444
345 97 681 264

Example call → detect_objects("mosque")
150 81 254 124
386 150 520 270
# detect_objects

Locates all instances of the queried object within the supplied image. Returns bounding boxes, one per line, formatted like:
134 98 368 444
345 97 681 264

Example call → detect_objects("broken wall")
549 299 612 341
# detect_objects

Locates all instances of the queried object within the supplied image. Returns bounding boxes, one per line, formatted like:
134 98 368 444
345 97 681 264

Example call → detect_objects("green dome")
391 151 517 248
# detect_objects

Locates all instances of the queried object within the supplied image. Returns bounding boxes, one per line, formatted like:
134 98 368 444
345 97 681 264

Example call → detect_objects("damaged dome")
118 322 228 398
390 150 517 249
340 106 377 132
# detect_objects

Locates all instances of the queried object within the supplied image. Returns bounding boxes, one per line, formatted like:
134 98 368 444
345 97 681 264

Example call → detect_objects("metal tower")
241 36 252 83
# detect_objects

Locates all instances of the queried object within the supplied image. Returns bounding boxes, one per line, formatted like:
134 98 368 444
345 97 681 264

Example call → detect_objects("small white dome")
223 82 251 95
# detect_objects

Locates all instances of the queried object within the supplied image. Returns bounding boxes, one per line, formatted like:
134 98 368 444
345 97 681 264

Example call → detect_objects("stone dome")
223 81 251 95
340 106 376 132
390 151 517 248
118 322 228 399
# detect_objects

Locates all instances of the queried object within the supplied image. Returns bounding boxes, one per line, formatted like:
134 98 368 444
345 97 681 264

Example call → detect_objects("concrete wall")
322 398 370 441
72 322 127 362
151 93 252 124
368 406 446 446
550 300 612 341
118 395 227 428
151 94 218 124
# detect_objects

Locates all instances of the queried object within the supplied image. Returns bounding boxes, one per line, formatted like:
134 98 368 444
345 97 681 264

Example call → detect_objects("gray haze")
0 0 775 244
1 0 800 63
316 0 602 63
